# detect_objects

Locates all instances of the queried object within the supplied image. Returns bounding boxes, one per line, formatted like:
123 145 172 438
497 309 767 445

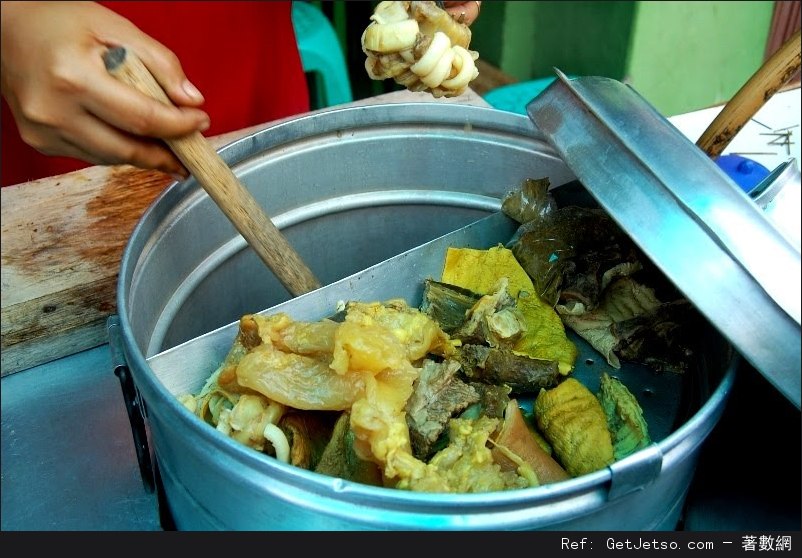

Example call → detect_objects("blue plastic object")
483 77 564 115
486 79 773 199
714 154 771 195
292 1 353 109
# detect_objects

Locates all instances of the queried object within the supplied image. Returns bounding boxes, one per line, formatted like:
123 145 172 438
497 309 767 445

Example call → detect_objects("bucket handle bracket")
606 443 664 501
107 315 156 494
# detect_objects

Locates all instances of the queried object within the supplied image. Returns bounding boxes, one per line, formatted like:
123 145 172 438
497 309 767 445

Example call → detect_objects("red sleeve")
1 1 309 186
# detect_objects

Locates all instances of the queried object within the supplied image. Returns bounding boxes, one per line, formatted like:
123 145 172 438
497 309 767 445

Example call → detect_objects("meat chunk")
405 358 479 460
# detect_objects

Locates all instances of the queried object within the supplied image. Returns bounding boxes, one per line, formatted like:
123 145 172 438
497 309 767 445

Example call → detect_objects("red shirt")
1 1 309 186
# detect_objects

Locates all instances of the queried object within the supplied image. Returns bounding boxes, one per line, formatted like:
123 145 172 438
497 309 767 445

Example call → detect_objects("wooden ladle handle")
696 29 801 158
103 46 321 296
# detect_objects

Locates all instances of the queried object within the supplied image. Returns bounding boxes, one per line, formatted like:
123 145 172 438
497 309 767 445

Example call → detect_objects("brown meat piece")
468 382 512 420
405 359 480 460
456 344 561 394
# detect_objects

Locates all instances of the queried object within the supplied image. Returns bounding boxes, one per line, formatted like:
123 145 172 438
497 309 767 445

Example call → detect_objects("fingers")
58 109 188 175
82 59 211 141
97 17 207 109
90 31 209 140
443 1 481 26
131 37 206 108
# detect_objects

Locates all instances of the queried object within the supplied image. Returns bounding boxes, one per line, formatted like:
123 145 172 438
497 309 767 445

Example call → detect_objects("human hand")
0 1 210 177
442 1 482 26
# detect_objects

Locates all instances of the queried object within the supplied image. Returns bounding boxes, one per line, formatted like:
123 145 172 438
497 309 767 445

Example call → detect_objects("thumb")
129 36 206 108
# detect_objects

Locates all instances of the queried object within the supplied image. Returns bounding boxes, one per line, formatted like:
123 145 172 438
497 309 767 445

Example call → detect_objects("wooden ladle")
696 29 801 158
103 46 321 297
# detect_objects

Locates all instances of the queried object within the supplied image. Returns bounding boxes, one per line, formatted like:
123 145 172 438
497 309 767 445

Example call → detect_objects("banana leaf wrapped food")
503 178 706 374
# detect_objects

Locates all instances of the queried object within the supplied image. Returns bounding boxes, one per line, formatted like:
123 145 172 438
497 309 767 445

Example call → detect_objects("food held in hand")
362 1 480 97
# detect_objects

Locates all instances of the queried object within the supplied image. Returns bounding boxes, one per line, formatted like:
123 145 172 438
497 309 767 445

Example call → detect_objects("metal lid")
527 71 801 409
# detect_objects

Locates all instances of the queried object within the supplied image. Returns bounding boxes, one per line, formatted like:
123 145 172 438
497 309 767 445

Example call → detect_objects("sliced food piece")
315 412 384 486
597 372 651 460
420 279 481 334
491 399 570 486
456 344 561 394
405 358 479 460
534 378 614 477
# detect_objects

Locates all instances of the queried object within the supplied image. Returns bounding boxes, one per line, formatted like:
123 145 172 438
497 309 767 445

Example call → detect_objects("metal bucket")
114 103 736 530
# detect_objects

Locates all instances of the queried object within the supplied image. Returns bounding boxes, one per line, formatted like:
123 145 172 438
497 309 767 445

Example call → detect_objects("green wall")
470 0 775 116
474 1 637 81
626 1 774 115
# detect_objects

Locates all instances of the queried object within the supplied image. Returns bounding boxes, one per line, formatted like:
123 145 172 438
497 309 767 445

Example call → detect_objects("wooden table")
0 88 490 376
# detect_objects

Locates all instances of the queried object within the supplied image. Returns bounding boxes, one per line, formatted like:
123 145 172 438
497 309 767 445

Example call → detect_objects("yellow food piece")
332 320 413 376
343 299 454 360
443 245 532 296
534 378 614 477
233 301 466 489
441 245 578 373
349 348 420 473
236 342 367 411
362 1 480 97
251 313 339 357
393 416 532 492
